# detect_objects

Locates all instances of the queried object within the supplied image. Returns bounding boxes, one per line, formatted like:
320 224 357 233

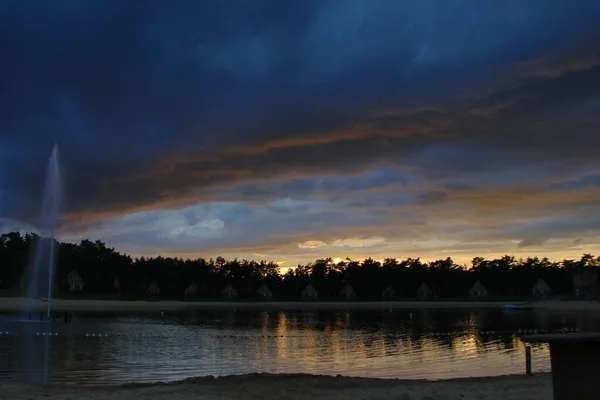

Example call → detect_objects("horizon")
2 230 597 274
2 2 600 268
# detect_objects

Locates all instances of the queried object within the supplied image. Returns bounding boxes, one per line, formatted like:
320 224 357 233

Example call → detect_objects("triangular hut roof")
381 285 396 298
68 270 84 285
574 269 599 287
532 278 552 295
417 282 432 296
301 284 318 298
469 280 487 297
184 281 198 297
221 283 237 296
256 283 273 297
340 284 356 297
146 281 160 296
67 269 85 292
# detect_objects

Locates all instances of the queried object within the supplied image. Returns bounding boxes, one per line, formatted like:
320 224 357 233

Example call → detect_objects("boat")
502 304 534 315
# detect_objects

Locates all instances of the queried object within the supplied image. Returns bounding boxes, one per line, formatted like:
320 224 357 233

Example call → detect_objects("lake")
0 306 597 385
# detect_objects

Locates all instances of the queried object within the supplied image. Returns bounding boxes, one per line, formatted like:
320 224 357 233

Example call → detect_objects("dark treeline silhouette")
1 231 598 300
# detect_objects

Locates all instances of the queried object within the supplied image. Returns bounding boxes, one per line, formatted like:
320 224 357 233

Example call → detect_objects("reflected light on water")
0 307 578 385
453 336 479 359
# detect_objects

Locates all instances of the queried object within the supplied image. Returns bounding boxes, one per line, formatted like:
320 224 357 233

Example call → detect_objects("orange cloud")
49 49 600 234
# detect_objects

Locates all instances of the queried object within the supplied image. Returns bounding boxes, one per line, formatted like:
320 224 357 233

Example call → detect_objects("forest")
0 231 597 300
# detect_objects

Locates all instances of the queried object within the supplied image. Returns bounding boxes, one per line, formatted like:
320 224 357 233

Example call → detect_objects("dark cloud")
550 174 600 191
517 238 548 249
2 1 600 263
415 191 449 206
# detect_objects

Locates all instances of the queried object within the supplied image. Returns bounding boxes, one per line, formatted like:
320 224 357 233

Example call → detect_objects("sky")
2 1 600 268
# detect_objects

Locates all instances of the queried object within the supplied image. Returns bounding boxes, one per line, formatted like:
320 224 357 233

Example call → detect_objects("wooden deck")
522 333 600 400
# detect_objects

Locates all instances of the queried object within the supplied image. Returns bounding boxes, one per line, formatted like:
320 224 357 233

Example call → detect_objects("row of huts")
64 270 554 299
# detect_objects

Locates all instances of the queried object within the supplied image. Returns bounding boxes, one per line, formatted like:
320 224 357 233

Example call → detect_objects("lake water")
0 306 597 385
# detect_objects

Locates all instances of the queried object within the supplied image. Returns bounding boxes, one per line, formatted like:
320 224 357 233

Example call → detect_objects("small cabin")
301 284 318 300
469 281 488 299
532 278 552 298
573 269 599 298
221 283 237 298
256 284 273 299
340 284 356 299
381 285 396 300
67 270 85 292
417 282 432 300
184 282 198 298
113 276 121 293
146 281 160 297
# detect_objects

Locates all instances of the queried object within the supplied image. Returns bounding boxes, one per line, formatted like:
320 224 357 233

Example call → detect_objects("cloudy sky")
2 0 600 267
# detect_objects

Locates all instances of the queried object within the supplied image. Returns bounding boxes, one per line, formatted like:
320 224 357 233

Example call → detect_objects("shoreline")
0 296 596 312
0 296 515 312
3 372 553 400
527 299 600 311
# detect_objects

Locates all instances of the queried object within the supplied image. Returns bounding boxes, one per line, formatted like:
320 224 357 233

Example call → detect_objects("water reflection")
1 307 599 385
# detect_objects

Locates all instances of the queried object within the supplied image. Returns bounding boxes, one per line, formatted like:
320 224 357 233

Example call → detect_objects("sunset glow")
1 1 600 266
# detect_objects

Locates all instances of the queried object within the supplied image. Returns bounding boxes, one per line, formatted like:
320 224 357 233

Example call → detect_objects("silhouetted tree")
0 231 597 301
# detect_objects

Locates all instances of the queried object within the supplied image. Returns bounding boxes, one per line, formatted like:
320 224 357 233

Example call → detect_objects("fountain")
22 144 61 319
12 144 62 385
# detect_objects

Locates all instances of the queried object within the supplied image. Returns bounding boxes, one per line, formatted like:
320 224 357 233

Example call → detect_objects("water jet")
22 144 60 319
15 144 61 385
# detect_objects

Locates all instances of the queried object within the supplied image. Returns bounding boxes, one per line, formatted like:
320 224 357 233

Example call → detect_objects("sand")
0 373 552 400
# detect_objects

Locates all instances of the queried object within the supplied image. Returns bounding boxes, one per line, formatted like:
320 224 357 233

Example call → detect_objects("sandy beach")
0 296 597 312
1 372 552 400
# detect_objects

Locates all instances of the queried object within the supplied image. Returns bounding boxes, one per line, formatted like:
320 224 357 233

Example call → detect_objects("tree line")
0 231 597 300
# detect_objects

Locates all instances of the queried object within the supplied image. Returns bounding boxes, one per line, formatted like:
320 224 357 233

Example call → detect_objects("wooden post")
522 333 600 400
525 346 532 375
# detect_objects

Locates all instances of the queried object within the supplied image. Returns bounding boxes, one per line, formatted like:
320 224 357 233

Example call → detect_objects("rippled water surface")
0 306 598 385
